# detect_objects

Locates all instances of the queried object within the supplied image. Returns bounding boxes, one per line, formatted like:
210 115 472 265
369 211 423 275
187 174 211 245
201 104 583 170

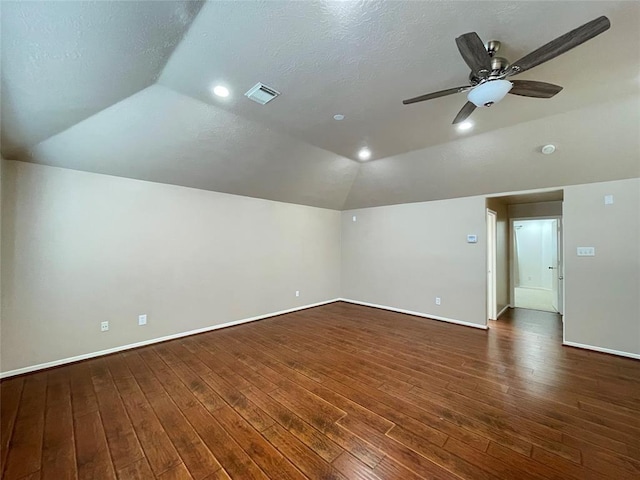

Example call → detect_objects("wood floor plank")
199 371 275 432
2 303 639 479
88 359 145 471
331 451 383 480
68 362 99 419
242 385 344 463
447 378 639 453
386 424 498 480
337 415 460 480
3 374 47 479
73 410 116 480
214 404 306 480
148 393 223 480
0 377 24 473
41 371 77 480
372 456 430 480
116 457 154 479
181 403 268 480
156 462 194 480
111 373 182 476
203 469 232 480
485 441 605 480
262 423 348 480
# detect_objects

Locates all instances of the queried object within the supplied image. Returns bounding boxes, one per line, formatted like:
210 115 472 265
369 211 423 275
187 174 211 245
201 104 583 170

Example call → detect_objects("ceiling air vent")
244 83 280 105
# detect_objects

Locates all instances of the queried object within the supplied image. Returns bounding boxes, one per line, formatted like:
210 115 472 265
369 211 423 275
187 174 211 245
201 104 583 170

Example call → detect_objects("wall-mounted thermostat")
467 234 478 243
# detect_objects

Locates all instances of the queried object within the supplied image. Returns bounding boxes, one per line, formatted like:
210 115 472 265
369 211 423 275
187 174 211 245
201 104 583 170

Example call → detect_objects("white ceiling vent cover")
244 83 280 105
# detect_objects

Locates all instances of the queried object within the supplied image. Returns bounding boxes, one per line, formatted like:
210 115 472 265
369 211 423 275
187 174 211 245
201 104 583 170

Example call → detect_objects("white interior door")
550 219 559 312
487 210 497 320
552 218 564 314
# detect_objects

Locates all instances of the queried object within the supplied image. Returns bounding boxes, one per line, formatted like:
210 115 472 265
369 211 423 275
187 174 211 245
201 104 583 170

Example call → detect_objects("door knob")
548 266 556 269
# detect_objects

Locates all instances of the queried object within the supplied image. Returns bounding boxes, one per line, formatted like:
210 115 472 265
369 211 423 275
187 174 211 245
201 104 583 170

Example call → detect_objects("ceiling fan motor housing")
490 56 509 73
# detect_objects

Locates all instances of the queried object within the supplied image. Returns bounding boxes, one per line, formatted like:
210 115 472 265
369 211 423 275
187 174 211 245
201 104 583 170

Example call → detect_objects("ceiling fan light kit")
402 16 611 125
467 80 513 107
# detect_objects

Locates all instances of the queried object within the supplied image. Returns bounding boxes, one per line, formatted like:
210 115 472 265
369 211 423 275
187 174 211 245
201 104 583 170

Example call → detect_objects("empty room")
1 1 639 479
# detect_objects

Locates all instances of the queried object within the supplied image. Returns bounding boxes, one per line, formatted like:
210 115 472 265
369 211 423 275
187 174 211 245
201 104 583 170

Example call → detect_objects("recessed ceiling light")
213 85 230 98
333 114 345 121
358 148 372 161
541 144 556 155
457 121 473 131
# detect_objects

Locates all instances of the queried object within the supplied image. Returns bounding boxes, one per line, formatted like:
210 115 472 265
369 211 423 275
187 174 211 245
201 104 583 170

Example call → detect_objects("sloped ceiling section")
28 85 359 210
343 94 640 209
1 1 639 210
0 0 203 156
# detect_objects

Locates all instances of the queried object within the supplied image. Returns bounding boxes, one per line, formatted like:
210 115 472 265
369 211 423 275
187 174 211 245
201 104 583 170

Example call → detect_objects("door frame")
487 209 498 321
509 216 564 315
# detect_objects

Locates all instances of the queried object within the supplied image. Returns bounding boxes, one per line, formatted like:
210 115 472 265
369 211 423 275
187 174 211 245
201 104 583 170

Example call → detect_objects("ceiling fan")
402 16 610 124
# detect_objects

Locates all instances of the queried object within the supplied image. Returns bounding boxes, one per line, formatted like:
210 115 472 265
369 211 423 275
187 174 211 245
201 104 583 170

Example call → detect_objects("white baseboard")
338 298 488 330
496 304 511 319
0 298 340 379
562 341 640 360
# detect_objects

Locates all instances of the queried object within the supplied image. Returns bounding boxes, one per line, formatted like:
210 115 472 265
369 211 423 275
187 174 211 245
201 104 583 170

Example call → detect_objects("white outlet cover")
101 321 109 332
138 314 147 325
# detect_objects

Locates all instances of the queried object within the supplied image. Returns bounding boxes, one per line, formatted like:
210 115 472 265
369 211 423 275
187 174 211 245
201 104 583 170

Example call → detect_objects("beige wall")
2 162 638 374
486 199 509 314
508 201 562 219
341 196 488 328
563 178 640 355
1 161 341 373
341 179 639 356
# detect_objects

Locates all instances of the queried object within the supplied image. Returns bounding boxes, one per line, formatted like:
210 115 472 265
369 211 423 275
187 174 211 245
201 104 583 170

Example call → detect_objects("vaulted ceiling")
2 1 639 210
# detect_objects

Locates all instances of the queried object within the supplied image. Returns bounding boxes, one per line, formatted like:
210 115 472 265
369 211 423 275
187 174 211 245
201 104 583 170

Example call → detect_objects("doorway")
511 218 563 313
487 209 497 320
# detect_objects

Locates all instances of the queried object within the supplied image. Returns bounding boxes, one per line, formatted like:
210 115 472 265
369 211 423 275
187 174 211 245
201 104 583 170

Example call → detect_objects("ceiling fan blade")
509 80 563 98
452 101 476 124
403 86 471 105
507 16 610 76
455 32 491 74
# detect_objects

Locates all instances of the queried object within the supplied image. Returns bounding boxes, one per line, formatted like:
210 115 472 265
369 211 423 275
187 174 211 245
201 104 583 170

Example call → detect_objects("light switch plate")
467 234 478 243
138 314 147 326
577 247 595 256
604 194 614 205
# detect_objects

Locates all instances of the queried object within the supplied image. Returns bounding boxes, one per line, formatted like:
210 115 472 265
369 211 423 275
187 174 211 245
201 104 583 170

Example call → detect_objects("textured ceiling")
0 0 203 156
158 0 640 161
1 1 639 210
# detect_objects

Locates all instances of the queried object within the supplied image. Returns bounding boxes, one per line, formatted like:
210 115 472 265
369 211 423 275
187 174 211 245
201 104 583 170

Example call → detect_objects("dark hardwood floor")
2 302 639 479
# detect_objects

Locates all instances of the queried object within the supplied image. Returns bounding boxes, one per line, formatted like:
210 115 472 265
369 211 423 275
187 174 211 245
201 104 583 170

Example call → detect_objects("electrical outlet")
101 321 109 332
435 297 441 306
295 290 300 297
138 314 147 326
